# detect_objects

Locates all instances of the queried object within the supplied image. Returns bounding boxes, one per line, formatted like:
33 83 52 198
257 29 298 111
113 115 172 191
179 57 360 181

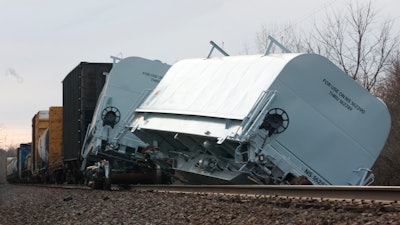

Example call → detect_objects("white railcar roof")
137 54 301 120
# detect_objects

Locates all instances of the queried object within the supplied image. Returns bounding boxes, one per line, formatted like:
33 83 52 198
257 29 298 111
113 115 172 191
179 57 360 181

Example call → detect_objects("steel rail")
15 183 400 201
17 183 92 190
130 185 400 202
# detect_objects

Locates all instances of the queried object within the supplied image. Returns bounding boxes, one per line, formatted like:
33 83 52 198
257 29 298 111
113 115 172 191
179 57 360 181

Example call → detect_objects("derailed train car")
130 53 391 185
15 58 171 187
80 57 171 188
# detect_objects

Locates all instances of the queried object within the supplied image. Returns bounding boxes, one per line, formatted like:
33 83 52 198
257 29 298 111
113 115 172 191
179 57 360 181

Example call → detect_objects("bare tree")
256 24 309 54
372 58 400 185
5 147 17 157
313 1 399 91
0 149 6 183
256 1 399 91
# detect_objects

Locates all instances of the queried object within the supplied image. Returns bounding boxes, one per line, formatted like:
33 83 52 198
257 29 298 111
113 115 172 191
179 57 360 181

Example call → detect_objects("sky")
0 0 399 149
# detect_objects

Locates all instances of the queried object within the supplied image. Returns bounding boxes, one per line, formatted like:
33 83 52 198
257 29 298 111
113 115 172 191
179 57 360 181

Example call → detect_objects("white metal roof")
137 54 301 120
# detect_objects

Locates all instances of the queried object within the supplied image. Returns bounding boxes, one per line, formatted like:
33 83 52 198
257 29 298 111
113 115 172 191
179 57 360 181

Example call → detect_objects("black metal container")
62 62 112 182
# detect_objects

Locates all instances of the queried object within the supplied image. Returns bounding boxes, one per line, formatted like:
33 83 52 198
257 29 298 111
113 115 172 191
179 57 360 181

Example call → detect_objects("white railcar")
80 56 170 188
131 53 390 185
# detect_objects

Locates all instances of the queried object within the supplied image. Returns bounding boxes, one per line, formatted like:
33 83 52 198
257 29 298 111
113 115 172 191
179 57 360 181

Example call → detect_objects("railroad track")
130 185 400 202
0 185 400 224
25 183 400 202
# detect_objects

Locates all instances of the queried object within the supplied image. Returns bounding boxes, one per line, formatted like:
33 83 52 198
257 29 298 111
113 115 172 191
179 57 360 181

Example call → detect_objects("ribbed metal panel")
62 62 112 161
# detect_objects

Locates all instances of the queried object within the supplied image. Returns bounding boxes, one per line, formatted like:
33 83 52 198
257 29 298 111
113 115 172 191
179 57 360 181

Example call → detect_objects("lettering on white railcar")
142 72 163 83
323 78 365 114
304 168 327 185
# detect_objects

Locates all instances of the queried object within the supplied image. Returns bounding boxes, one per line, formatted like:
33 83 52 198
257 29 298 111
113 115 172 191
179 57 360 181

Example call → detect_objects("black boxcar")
62 62 112 183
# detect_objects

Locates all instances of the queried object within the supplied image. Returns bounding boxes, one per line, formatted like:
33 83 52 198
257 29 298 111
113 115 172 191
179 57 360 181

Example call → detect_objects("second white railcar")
131 53 390 185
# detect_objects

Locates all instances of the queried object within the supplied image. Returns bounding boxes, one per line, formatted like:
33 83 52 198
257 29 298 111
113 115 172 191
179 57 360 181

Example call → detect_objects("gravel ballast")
0 184 399 224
